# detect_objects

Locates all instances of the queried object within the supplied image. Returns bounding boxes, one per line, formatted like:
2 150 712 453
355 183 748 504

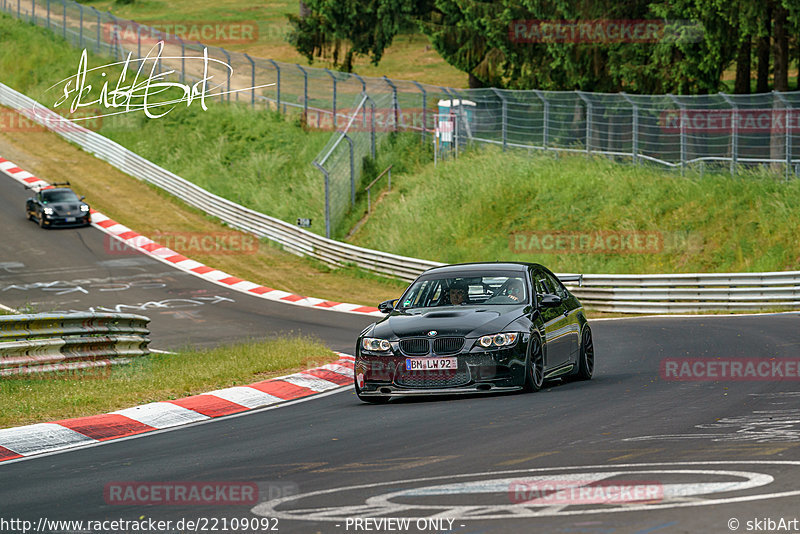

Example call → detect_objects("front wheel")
523 335 544 393
575 326 594 381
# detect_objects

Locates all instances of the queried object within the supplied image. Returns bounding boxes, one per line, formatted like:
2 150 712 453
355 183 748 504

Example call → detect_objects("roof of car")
421 262 541 275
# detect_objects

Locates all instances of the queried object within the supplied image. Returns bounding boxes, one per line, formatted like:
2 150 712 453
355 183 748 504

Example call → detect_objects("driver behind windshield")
448 282 468 306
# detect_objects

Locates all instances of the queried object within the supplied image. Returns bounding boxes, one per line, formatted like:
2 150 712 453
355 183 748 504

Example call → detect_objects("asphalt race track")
0 175 374 351
2 173 800 533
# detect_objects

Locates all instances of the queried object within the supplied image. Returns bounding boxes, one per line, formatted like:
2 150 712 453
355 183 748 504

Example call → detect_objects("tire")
355 379 390 404
38 213 45 228
575 326 594 381
523 335 544 393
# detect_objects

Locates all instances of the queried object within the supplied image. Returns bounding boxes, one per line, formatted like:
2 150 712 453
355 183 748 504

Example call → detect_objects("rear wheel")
576 326 594 381
523 335 544 392
37 213 45 228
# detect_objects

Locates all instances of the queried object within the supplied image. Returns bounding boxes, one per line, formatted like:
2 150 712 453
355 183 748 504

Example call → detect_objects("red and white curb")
0 155 382 317
0 354 355 463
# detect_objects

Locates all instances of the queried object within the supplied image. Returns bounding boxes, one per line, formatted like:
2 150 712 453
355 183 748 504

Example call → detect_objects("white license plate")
65 217 76 222
405 357 457 371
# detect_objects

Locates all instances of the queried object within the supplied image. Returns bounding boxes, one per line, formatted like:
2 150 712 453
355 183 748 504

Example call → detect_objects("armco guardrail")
0 313 150 376
1 83 798 314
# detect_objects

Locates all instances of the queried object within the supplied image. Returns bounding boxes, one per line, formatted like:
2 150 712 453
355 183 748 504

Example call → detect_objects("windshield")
42 190 80 203
400 273 528 309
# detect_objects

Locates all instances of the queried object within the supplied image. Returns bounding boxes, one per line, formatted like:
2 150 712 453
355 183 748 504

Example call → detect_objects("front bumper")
356 341 528 396
42 214 91 227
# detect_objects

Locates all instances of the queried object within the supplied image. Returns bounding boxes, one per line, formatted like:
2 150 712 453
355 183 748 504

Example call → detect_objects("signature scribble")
41 41 273 122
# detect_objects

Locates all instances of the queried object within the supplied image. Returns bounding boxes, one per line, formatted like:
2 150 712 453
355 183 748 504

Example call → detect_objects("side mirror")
538 294 562 308
378 299 398 313
79 196 85 201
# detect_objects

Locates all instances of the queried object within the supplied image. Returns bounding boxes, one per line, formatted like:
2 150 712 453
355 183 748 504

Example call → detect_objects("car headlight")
361 337 392 352
43 207 54 215
80 204 89 212
478 332 519 348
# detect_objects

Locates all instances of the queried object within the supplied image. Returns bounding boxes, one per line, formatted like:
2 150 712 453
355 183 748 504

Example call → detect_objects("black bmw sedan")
354 262 594 403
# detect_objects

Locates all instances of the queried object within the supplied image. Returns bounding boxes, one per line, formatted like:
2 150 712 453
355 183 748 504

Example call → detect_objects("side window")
542 270 568 299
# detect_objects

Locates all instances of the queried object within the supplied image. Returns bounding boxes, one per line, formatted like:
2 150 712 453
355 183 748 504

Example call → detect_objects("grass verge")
350 148 800 274
0 336 338 428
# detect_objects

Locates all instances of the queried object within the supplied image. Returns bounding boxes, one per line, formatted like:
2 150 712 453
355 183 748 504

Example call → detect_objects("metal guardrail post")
221 48 231 102
411 80 427 143
267 59 280 109
324 68 337 129
621 92 638 164
668 94 687 176
383 76 398 131
533 90 549 149
720 93 737 176
576 91 592 155
343 133 355 206
313 162 331 239
491 88 507 151
774 92 793 180
296 64 308 119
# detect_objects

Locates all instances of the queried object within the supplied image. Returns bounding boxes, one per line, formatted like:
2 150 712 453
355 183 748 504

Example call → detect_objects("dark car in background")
25 184 91 228
355 262 594 403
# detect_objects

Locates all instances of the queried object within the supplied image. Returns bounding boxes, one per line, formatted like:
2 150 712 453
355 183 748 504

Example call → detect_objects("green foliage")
351 148 800 274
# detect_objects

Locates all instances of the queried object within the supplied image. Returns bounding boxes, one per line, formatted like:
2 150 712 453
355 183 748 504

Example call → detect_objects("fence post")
383 76 398 131
267 59 280 109
62 0 65 39
576 91 592 156
91 6 100 53
720 93 737 177
78 3 83 48
324 68 337 130
108 13 117 59
46 0 49 29
296 64 308 119
621 92 638 165
30 0 33 22
137 22 141 59
410 80 427 143
242 53 256 108
668 94 686 176
533 90 548 150
774 92 792 180
353 74 367 129
491 88 507 151
178 37 186 84
314 162 331 239
363 93 377 159
221 48 231 102
342 133 355 206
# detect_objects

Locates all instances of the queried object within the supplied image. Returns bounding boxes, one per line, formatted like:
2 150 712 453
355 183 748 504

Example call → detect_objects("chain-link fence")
4 0 799 237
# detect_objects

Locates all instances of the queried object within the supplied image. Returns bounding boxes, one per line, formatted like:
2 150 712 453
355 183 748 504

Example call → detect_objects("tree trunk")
772 4 789 91
468 72 485 89
756 5 772 93
734 36 752 94
299 1 310 19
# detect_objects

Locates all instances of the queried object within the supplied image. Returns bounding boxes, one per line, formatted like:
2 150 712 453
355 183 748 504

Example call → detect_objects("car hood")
46 201 83 215
371 305 526 339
